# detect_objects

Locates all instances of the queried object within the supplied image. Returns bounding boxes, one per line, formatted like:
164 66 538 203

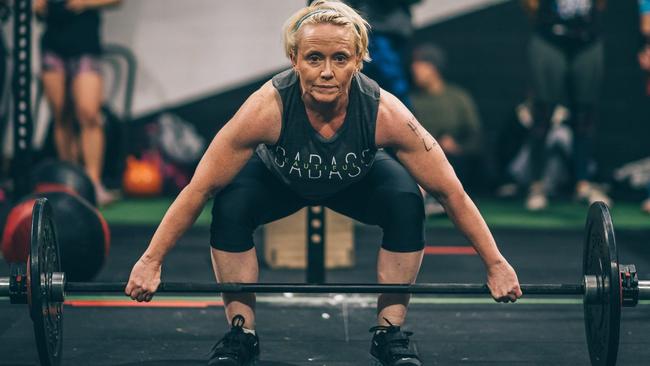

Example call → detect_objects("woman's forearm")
438 191 505 268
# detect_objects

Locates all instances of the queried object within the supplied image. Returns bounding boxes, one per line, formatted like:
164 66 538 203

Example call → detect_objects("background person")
34 0 121 205
410 43 482 188
522 0 610 209
639 0 650 78
345 0 421 108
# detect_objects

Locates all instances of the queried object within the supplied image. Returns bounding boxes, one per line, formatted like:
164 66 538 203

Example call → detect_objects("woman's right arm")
125 82 281 300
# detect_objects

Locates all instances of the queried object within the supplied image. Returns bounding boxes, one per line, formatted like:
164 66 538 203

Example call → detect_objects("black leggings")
210 150 425 253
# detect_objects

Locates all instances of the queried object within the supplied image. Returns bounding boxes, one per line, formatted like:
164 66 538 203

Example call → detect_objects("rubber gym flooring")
1 200 649 365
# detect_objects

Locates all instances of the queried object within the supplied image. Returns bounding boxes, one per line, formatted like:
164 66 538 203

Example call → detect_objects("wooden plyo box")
263 207 355 269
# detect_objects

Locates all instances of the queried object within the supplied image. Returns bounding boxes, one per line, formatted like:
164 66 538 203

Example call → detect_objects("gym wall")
99 0 505 118
17 0 648 181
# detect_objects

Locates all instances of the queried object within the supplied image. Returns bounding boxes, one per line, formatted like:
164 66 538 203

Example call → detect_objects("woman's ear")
355 55 363 72
290 51 297 68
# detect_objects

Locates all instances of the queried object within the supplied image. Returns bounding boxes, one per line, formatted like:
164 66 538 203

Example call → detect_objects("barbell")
0 198 648 366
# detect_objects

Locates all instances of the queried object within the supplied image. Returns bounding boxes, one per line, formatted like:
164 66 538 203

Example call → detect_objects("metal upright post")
306 205 325 283
11 0 33 198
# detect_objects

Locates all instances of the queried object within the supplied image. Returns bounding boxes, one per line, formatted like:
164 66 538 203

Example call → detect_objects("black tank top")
256 69 380 200
40 3 101 57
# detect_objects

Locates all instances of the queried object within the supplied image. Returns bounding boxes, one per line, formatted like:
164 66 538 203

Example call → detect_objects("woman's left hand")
486 260 523 303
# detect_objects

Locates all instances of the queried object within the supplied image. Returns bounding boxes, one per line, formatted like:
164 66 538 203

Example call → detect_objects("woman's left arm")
376 91 502 268
376 91 522 301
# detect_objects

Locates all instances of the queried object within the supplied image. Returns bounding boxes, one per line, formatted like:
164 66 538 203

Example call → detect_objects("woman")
125 1 522 365
34 0 121 205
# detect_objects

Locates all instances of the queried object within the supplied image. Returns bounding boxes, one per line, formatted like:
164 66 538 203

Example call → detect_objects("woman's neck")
303 93 349 124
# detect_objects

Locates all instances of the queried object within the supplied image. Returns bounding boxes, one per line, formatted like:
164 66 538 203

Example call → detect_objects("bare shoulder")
375 89 416 148
375 89 438 154
227 81 282 146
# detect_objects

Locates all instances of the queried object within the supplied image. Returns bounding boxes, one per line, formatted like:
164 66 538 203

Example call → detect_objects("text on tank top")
256 69 380 200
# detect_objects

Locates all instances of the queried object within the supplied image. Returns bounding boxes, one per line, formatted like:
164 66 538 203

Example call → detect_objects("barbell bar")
0 198 648 366
0 279 595 297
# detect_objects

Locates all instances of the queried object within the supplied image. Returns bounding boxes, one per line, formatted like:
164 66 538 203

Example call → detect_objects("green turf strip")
100 197 650 229
100 198 212 226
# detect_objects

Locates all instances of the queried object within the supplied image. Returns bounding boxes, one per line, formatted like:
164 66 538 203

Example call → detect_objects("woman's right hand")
125 257 162 302
33 0 47 16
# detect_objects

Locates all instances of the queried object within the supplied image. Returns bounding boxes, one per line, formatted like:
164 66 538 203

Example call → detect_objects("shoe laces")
369 318 413 349
210 315 250 357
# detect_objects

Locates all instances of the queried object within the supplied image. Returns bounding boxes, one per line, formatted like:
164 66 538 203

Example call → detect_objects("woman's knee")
75 104 102 128
210 188 260 252
42 71 66 111
48 102 68 123
72 74 103 127
376 190 425 252
380 189 424 220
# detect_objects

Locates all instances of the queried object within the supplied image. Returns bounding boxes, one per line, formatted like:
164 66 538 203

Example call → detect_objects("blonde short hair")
283 0 371 66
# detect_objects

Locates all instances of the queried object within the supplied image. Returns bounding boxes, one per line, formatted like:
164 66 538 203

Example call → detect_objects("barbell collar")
51 272 65 303
63 280 584 295
639 280 650 300
0 277 9 297
583 275 601 304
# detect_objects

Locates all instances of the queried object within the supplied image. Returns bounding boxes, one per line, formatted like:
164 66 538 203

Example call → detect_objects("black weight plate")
29 198 63 366
583 202 621 366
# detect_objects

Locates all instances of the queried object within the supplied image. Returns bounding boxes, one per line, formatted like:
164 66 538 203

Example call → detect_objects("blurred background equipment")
122 155 163 197
1 190 110 281
30 159 97 206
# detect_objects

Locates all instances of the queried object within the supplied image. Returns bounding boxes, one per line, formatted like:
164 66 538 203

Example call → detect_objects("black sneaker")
369 319 422 366
208 315 260 366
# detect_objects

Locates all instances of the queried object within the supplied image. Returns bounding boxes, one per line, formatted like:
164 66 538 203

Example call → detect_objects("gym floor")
1 199 649 365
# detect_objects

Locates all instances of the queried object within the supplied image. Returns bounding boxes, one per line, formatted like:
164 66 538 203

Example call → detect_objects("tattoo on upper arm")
407 117 437 151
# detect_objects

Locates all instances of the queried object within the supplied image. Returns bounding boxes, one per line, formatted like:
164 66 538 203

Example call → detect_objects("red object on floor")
66 299 224 308
424 246 477 255
1 198 37 263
